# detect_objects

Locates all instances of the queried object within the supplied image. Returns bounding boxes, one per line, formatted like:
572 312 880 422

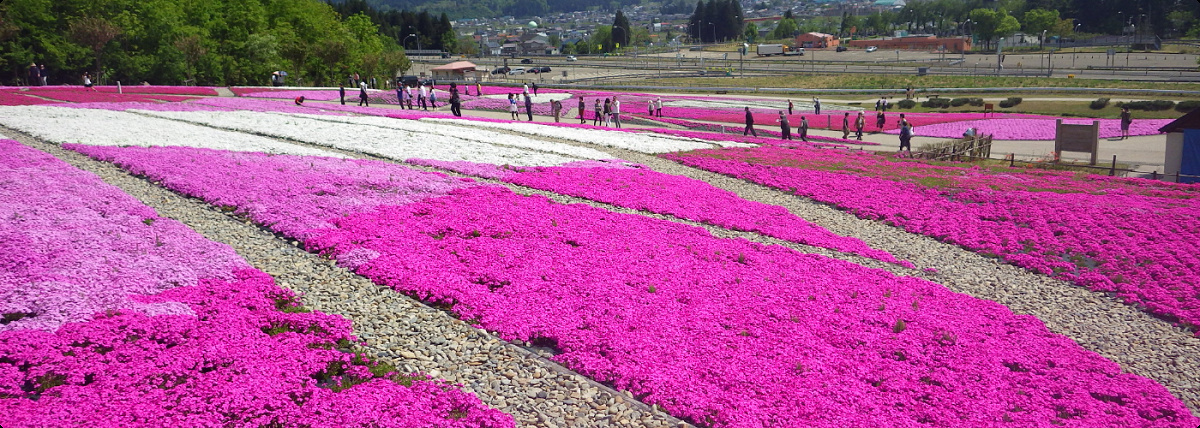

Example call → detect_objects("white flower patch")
277 113 615 160
422 118 718 154
138 110 580 166
0 105 342 157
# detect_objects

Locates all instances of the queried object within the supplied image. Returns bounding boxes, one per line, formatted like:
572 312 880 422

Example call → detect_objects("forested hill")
0 0 413 86
337 0 645 20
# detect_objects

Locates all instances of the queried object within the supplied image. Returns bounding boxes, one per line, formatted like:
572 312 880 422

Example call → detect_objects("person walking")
429 86 438 109
39 65 47 86
813 97 821 114
743 107 757 137
339 84 346 105
655 98 663 117
593 99 603 126
508 94 519 120
405 85 415 109
898 114 914 153
358 80 370 106
602 98 612 127
522 83 529 97
855 112 866 141
578 94 587 124
799 116 810 142
524 93 534 121
875 111 886 132
418 83 428 110
28 63 40 86
552 99 562 122
788 99 794 115
531 82 539 96
396 85 407 109
611 96 621 128
842 112 851 139
476 82 483 97
1119 107 1132 140
449 83 462 117
875 98 882 112
777 111 792 140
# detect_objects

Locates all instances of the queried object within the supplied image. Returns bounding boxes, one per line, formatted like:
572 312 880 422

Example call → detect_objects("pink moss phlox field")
0 141 248 332
0 140 512 427
65 145 474 245
665 146 1200 329
409 159 910 267
0 90 60 106
5 85 220 96
69 142 1196 426
310 185 1196 427
644 116 867 147
53 101 237 112
16 89 198 104
883 118 1172 140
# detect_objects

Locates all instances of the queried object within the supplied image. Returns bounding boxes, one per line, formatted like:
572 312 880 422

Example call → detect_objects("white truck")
756 44 784 56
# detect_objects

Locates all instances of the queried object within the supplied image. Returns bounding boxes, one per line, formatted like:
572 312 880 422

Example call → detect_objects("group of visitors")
575 95 622 128
27 63 48 86
744 103 909 149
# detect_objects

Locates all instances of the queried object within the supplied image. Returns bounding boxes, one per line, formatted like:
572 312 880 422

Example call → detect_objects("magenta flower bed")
0 140 511 427
18 89 198 104
0 90 60 106
883 118 1172 140
666 146 1200 330
68 143 1196 427
667 109 1039 133
645 115 869 147
16 85 220 96
409 159 909 267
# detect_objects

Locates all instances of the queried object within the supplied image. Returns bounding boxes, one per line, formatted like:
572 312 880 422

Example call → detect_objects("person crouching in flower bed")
294 96 305 106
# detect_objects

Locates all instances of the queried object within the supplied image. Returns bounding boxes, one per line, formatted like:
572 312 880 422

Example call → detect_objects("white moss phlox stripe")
422 118 716 154
138 110 579 167
283 113 615 161
0 106 342 157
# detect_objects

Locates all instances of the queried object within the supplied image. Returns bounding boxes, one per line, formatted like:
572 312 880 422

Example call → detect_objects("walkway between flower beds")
6 133 692 428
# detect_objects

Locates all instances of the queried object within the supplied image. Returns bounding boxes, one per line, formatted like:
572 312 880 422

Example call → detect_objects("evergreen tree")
612 10 632 48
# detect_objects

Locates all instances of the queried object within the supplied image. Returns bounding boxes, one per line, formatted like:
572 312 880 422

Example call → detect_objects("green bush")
896 99 917 109
949 97 970 107
921 98 951 109
998 97 1023 108
1089 98 1110 110
1176 100 1200 112
1120 100 1176 111
968 97 985 107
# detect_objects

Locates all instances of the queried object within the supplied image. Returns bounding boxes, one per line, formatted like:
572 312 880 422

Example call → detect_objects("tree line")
687 0 745 43
0 0 431 87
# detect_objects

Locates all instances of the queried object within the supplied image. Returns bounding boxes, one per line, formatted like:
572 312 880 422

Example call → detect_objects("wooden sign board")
1054 119 1099 165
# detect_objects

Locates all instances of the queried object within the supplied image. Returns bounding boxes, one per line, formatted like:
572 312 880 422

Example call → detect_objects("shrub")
968 98 985 107
1120 100 1176 111
896 99 917 109
949 97 970 107
998 97 1023 108
921 98 950 109
1089 98 1110 110
1176 100 1200 112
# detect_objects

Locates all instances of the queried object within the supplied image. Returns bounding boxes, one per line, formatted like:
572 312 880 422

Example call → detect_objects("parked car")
508 67 525 75
520 58 533 64
866 46 878 52
565 55 577 61
491 66 510 75
835 46 848 52
528 67 541 74
538 66 551 73
397 75 420 87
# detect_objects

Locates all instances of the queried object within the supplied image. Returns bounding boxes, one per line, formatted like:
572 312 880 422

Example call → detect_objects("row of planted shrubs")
896 97 1019 109
1090 98 1200 112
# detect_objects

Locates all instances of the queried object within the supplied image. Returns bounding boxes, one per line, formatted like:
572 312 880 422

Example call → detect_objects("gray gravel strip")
4 127 692 428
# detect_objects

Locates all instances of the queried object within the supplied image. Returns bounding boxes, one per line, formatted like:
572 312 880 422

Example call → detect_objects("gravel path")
3 127 693 428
